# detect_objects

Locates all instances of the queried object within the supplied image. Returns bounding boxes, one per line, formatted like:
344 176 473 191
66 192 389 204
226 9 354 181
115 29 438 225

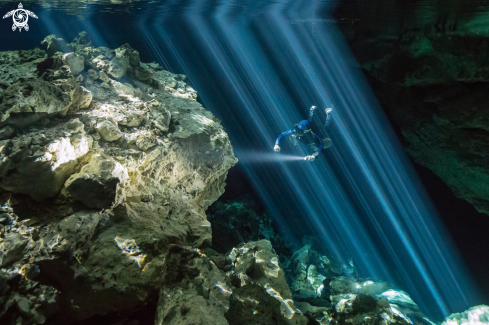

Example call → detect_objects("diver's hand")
274 145 281 152
325 107 333 114
310 105 317 111
304 155 315 161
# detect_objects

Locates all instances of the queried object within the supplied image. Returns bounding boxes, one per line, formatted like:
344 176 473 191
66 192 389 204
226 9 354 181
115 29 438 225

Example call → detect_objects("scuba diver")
274 106 333 161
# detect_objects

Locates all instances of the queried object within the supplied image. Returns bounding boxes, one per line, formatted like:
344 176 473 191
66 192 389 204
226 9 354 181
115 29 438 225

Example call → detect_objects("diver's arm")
275 129 294 146
308 105 317 122
274 128 294 151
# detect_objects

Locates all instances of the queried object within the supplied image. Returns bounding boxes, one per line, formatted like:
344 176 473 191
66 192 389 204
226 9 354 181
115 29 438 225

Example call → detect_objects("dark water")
1 0 489 320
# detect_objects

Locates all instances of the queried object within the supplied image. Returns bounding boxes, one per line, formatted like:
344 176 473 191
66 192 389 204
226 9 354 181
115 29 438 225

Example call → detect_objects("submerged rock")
65 154 128 209
0 79 71 128
63 52 84 75
226 240 308 324
0 31 237 324
442 305 489 325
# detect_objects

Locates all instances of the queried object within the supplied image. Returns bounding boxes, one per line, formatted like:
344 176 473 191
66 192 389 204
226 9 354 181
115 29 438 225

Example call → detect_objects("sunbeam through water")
140 0 481 320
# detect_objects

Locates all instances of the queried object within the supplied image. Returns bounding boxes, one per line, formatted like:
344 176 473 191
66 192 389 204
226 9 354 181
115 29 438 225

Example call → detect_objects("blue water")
0 0 485 320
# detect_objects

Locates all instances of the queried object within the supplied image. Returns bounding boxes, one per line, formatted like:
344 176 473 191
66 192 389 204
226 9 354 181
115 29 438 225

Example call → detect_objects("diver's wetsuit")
274 127 323 156
274 106 332 160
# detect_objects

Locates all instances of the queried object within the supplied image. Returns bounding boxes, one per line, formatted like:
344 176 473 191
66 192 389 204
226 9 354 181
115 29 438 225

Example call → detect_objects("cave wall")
334 0 489 215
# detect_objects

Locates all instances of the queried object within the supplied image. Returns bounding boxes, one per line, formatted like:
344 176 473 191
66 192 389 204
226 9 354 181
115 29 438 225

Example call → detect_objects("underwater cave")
0 0 488 324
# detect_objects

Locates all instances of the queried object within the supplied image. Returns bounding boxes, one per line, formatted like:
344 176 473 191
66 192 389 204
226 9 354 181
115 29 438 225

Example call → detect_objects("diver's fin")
322 138 332 149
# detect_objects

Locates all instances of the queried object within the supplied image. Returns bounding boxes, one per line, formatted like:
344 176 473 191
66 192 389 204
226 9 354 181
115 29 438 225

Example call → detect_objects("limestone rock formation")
0 32 237 324
283 243 430 325
225 240 308 325
65 154 128 208
154 240 309 325
441 305 489 325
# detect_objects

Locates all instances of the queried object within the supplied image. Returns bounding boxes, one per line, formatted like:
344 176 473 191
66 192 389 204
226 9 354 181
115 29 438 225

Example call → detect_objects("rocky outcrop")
0 32 237 324
283 243 432 325
334 1 489 215
154 240 308 325
441 305 489 325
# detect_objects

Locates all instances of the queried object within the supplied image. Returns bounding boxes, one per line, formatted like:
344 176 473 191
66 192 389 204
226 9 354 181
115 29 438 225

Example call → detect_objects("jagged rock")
152 70 197 100
65 155 128 209
108 56 129 79
227 283 307 325
0 79 71 128
330 277 390 296
0 275 60 325
0 233 28 267
330 292 413 325
0 31 237 324
0 50 44 86
156 245 230 325
0 126 15 140
96 118 123 142
39 34 72 56
442 305 489 325
148 100 171 132
135 64 152 81
87 69 98 80
0 213 13 225
288 245 311 283
91 55 109 71
227 240 308 324
0 122 92 200
294 302 332 325
70 31 92 52
115 44 140 67
20 264 40 280
69 84 92 110
377 290 433 325
285 244 349 304
40 35 59 57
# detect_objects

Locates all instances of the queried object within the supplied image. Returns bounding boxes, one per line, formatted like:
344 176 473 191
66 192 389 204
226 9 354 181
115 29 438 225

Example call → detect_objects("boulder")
442 305 489 325
0 125 92 200
96 118 123 142
227 240 308 324
65 155 128 209
0 233 28 267
40 35 59 57
63 52 84 75
108 57 129 79
0 80 71 128
69 84 92 110
0 126 15 140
